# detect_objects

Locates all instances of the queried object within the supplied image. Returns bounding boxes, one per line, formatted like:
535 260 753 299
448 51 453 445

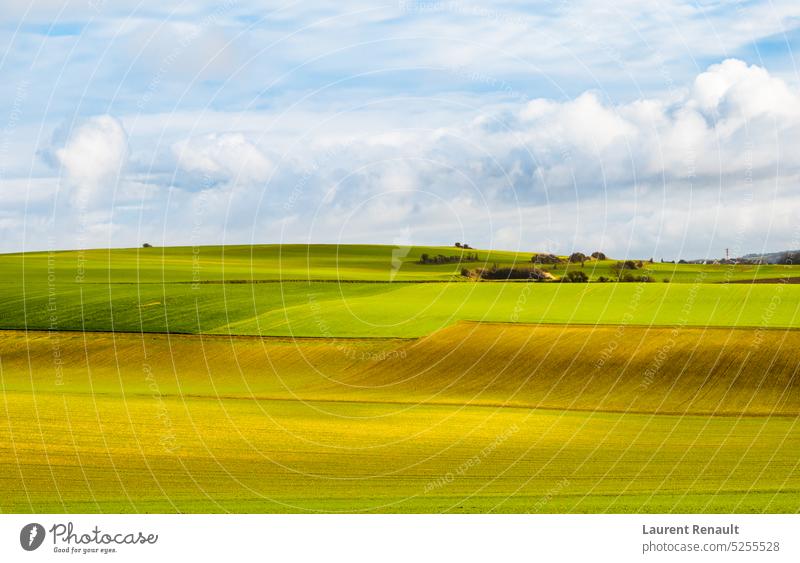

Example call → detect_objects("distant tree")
678 259 687 264
590 251 606 260
419 252 478 265
663 278 670 283
568 252 587 263
455 242 462 248
532 253 562 265
142 243 153 248
649 257 654 263
610 260 640 278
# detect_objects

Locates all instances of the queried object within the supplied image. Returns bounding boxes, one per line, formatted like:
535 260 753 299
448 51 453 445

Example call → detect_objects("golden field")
1 325 797 513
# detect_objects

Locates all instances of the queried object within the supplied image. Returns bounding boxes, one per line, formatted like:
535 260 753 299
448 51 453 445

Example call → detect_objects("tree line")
419 252 479 265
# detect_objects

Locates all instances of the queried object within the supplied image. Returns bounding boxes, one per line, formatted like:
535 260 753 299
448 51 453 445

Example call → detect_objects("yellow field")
1 325 798 512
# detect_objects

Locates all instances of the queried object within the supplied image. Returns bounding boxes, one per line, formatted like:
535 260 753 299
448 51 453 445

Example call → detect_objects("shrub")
419 253 479 265
562 270 589 283
616 274 654 283
466 266 548 281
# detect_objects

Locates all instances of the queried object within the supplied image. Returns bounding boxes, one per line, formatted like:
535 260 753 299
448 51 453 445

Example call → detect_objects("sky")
1 1 800 259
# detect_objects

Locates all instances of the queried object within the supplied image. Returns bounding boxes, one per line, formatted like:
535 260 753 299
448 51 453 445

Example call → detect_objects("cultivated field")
0 245 798 513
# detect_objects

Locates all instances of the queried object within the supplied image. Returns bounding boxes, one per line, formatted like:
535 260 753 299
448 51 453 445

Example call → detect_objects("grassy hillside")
0 244 526 283
2 277 799 337
2 244 798 338
1 328 797 513
223 282 800 337
2 244 799 283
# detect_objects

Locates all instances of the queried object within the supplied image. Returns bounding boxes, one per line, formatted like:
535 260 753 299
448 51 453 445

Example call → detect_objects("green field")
0 244 798 513
2 244 798 283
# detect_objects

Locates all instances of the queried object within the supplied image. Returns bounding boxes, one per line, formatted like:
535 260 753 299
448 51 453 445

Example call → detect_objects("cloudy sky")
2 1 800 259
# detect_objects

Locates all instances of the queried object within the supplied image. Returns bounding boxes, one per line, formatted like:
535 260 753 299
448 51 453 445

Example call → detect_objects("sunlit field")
1 245 798 513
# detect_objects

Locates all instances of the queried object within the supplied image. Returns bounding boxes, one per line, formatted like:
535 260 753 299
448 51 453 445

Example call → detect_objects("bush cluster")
419 252 479 265
463 265 548 281
617 274 654 283
561 270 589 283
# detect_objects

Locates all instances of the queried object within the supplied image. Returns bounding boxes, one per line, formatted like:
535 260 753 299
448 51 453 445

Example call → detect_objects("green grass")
2 244 799 339
2 244 798 283
0 280 394 335
222 282 800 337
2 276 800 338
0 244 529 283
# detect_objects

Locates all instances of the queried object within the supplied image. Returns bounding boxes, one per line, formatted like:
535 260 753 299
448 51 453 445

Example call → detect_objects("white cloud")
54 115 128 206
172 133 273 185
14 58 800 257
495 59 800 193
691 59 800 120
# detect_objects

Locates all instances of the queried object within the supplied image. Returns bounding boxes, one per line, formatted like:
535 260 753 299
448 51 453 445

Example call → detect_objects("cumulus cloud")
54 115 129 206
691 59 799 119
172 133 273 186
495 59 800 196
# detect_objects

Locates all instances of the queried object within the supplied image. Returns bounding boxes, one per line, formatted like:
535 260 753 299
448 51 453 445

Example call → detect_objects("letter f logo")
20 523 45 551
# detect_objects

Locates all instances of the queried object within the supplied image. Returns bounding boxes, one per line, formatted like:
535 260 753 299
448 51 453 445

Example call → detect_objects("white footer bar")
2 514 797 562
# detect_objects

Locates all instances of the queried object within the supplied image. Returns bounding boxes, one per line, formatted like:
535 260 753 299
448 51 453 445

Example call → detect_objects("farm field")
2 244 799 283
0 244 799 513
2 244 800 339
0 324 798 513
2 278 799 337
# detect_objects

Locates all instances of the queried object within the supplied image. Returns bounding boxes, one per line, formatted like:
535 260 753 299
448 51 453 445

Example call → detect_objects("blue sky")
2 1 800 258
